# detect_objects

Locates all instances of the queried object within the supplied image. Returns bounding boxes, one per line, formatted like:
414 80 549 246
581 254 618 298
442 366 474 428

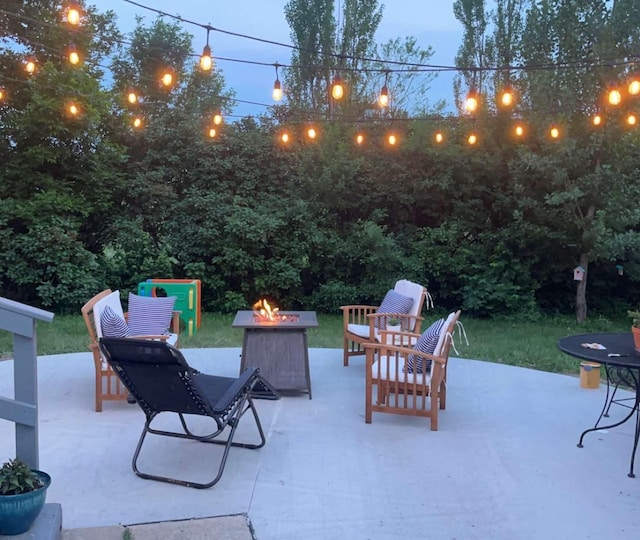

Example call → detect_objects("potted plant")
0 458 51 535
386 317 402 332
629 310 640 350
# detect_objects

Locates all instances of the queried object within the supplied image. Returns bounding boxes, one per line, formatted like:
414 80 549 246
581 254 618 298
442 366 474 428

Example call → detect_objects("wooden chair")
364 310 461 430
81 289 180 412
341 280 431 367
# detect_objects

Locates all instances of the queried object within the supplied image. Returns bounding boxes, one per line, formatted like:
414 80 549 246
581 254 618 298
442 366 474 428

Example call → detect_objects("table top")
557 332 640 369
232 310 318 329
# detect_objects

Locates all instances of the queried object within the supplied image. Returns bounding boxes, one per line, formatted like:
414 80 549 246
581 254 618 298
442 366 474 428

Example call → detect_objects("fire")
252 299 300 323
253 298 279 321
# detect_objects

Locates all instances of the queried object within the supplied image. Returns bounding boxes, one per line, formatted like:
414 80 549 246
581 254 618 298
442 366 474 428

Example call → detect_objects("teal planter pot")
0 471 51 535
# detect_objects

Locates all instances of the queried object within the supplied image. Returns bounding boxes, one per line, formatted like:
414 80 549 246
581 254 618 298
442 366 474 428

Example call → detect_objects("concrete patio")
1 347 639 539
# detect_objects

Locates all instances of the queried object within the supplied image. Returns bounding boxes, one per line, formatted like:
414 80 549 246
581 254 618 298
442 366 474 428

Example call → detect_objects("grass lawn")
0 310 629 376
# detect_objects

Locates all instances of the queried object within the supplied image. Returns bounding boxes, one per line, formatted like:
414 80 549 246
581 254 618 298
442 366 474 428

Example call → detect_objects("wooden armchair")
363 310 461 430
81 289 180 412
341 279 431 367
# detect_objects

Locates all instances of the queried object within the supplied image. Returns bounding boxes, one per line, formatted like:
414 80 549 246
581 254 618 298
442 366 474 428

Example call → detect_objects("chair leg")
439 381 446 410
95 374 102 413
365 382 373 423
132 396 266 489
430 389 439 431
343 338 350 366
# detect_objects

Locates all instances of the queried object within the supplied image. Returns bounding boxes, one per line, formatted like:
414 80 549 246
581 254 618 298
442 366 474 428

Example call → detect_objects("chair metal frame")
99 337 278 489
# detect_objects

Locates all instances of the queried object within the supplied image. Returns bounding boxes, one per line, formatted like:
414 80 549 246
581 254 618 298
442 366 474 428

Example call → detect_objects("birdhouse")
573 266 586 281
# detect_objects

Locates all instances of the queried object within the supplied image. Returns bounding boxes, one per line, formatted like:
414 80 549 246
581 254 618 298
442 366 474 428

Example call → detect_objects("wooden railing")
0 297 54 469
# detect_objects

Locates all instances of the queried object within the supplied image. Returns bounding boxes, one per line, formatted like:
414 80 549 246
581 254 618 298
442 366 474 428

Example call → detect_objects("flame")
253 298 280 321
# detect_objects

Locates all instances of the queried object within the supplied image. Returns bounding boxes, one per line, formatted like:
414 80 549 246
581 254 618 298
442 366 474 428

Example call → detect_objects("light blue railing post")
0 297 54 469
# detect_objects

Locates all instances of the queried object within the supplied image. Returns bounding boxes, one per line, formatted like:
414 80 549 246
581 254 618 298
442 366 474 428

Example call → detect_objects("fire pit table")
232 310 318 399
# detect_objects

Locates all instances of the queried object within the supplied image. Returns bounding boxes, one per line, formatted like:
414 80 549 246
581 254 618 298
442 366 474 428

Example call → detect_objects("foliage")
628 310 640 329
0 459 44 496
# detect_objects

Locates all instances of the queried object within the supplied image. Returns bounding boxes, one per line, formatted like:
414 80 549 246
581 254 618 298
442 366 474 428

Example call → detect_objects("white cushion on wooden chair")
93 290 125 340
347 323 380 340
393 280 424 331
371 357 431 384
434 312 457 356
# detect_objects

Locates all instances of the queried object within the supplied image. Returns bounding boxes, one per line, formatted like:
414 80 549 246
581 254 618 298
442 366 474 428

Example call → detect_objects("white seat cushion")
371 358 432 384
347 323 380 341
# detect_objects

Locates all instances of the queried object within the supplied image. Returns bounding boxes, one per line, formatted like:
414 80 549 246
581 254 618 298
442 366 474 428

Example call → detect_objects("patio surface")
1 347 639 539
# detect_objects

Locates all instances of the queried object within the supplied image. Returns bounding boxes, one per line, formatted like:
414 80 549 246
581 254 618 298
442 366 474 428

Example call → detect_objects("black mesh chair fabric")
99 337 279 489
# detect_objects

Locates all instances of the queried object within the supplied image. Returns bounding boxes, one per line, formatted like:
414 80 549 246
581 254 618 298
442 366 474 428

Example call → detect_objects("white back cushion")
93 291 125 340
433 311 456 357
393 280 424 328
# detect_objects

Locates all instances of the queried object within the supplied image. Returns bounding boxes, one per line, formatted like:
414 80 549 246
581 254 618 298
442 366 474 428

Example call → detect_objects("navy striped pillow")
375 289 414 330
101 305 129 337
405 318 445 374
127 293 176 336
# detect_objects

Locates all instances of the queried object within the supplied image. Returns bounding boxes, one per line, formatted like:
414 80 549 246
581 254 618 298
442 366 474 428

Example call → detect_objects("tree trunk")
576 253 589 323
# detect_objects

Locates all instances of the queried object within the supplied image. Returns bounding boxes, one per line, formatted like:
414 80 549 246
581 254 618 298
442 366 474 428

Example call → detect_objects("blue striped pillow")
405 318 445 374
101 305 129 337
375 289 414 330
127 293 176 336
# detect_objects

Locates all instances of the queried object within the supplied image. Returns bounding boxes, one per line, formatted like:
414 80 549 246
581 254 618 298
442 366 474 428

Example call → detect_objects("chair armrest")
127 334 171 341
367 312 424 332
363 341 445 364
341 305 379 327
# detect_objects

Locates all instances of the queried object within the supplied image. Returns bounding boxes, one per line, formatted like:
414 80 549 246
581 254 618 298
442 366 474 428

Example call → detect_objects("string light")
65 100 80 117
626 113 637 126
272 63 282 101
629 78 640 96
208 127 217 138
67 43 80 65
280 131 290 143
467 133 478 145
378 70 390 108
355 133 364 145
212 113 223 125
65 4 81 26
514 124 525 137
592 113 603 126
607 88 622 106
24 58 37 74
550 126 560 139
132 116 143 128
387 133 398 146
499 88 515 108
199 28 213 71
160 68 175 88
306 126 317 140
126 87 138 105
464 90 478 114
434 131 444 143
0 88 5 102
331 75 344 100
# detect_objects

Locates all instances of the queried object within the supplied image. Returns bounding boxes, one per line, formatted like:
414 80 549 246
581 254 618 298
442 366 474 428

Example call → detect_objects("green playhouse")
137 279 202 336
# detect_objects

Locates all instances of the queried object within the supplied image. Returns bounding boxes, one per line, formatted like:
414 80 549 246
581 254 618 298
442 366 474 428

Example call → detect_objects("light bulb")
280 132 290 143
133 117 143 129
160 71 174 87
550 126 560 139
378 85 389 107
388 134 397 146
67 6 80 25
435 132 444 143
500 90 514 107
307 127 317 139
0 88 5 101
67 102 79 116
127 88 138 105
627 113 637 126
272 79 282 101
629 79 640 96
468 134 478 145
25 59 36 74
592 114 602 126
200 45 212 71
464 92 478 113
68 44 80 65
332 77 344 100
208 127 217 138
356 133 364 145
608 89 622 106
213 113 223 126
514 124 524 137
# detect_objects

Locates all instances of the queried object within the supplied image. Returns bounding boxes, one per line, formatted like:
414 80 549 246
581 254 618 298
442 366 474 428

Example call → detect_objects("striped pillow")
405 318 445 374
127 293 176 336
375 289 414 330
101 305 129 338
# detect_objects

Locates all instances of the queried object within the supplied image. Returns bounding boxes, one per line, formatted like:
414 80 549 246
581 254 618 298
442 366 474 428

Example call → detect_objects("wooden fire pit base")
232 311 318 399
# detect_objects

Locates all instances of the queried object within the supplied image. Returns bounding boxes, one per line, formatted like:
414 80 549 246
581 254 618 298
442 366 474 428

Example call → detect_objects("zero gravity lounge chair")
99 337 279 489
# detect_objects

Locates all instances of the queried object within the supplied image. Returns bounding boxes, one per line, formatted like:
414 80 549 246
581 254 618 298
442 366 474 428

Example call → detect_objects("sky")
88 0 463 118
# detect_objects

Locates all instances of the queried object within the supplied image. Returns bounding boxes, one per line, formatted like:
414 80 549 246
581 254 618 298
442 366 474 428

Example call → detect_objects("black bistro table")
557 332 640 478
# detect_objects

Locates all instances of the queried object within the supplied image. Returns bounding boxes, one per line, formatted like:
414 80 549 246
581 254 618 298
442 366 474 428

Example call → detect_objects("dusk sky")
89 1 464 117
